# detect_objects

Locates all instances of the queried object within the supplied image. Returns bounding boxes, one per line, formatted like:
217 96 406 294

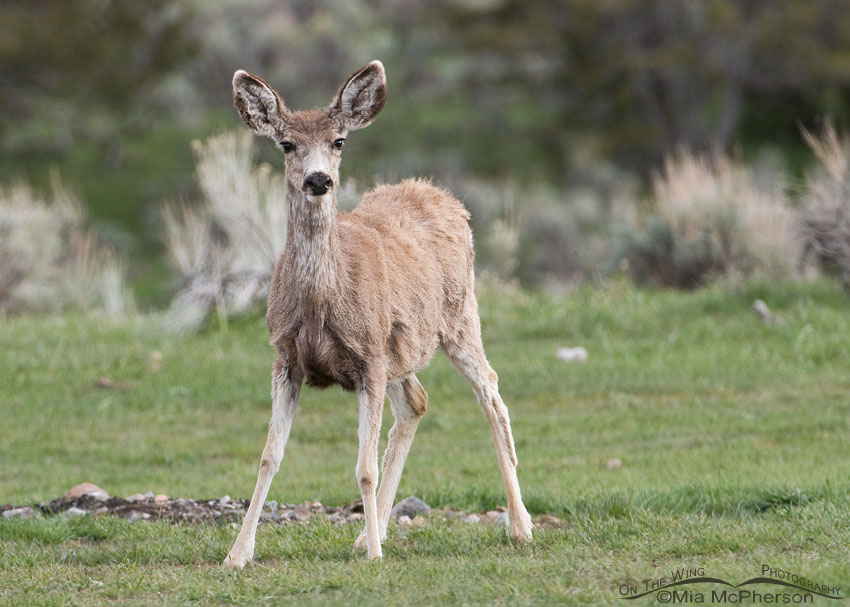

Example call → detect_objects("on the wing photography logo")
618 564 842 604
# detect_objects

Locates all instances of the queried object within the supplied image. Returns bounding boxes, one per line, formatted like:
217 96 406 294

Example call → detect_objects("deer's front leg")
356 379 385 559
223 360 301 568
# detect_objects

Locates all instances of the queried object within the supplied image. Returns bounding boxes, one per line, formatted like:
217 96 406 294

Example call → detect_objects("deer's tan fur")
223 61 532 568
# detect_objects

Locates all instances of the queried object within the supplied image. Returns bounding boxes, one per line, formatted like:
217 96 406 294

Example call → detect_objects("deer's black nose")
304 173 333 196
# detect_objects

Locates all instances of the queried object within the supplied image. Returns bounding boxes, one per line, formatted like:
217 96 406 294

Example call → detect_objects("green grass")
1 280 849 605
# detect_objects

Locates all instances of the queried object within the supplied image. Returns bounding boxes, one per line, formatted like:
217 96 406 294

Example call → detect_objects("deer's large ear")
232 70 287 137
330 60 386 131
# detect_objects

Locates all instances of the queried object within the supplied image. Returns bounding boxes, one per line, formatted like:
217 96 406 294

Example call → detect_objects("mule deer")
223 60 533 568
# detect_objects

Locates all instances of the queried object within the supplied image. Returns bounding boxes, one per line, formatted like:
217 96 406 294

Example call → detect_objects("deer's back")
351 177 473 315
351 177 472 269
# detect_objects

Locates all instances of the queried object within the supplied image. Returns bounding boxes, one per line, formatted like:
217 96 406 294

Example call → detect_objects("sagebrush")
801 124 850 287
617 151 802 288
0 175 129 314
163 132 287 331
459 178 636 286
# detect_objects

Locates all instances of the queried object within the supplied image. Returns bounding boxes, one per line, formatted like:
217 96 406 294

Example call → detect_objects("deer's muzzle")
304 173 333 196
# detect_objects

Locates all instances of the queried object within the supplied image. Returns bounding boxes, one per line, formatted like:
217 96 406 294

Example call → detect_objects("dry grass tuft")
0 174 130 315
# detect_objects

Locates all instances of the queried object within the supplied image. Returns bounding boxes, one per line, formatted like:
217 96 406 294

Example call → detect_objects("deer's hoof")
510 511 534 544
352 530 368 551
353 526 388 551
222 552 251 569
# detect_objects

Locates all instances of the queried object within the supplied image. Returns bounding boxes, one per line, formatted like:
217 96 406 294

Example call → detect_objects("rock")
263 500 278 512
752 299 774 325
220 495 231 505
535 514 561 527
605 458 623 469
153 494 168 504
96 377 132 391
463 513 481 524
556 347 588 363
390 496 431 519
62 483 109 502
327 511 347 524
90 580 104 588
292 505 312 522
63 507 89 517
260 511 283 523
484 510 509 526
3 506 37 519
148 351 163 372
397 515 412 526
125 511 151 523
126 491 154 502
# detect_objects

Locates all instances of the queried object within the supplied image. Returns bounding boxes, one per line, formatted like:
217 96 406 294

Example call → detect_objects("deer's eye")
279 141 295 153
333 138 346 150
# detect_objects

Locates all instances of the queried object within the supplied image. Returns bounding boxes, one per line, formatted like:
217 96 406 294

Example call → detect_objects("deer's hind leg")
354 374 427 550
441 301 533 544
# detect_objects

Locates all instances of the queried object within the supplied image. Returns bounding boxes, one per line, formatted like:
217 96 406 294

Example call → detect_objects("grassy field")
1 280 849 606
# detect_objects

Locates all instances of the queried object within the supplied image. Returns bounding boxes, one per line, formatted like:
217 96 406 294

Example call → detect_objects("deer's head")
232 61 386 202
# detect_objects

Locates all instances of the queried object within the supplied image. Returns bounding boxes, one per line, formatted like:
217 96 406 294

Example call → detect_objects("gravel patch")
1 484 562 529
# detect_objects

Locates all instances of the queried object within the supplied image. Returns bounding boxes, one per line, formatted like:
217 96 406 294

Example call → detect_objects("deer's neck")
285 182 342 299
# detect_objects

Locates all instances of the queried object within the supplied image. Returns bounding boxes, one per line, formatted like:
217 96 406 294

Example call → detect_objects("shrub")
458 179 635 286
800 124 850 287
0 175 130 315
163 131 287 331
617 151 802 288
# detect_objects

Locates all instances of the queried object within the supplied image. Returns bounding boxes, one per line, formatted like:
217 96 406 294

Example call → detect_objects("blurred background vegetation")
3 0 850 316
